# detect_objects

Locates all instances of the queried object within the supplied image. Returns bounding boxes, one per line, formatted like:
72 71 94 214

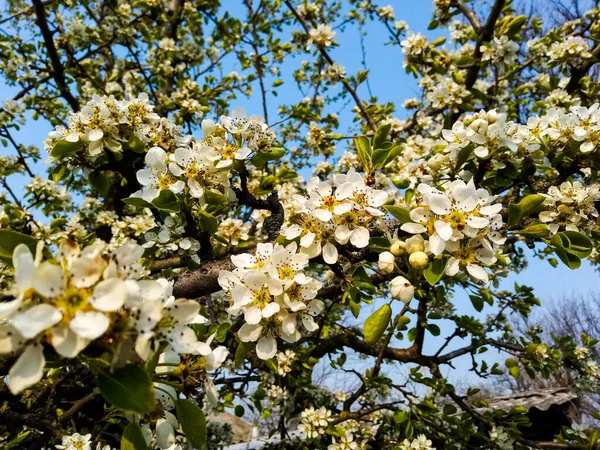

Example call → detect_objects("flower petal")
90 278 127 311
8 344 45 394
256 335 277 360
12 304 62 339
70 311 109 340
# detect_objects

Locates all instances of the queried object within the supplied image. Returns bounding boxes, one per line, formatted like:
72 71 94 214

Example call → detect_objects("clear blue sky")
1 0 599 390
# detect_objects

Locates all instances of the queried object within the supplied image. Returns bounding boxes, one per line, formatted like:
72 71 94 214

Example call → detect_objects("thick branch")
233 167 284 240
565 43 600 94
455 1 481 33
32 0 80 111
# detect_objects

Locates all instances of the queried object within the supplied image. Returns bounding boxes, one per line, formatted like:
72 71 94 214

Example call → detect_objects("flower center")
157 173 176 190
277 266 295 280
54 286 91 321
222 144 238 160
253 288 272 308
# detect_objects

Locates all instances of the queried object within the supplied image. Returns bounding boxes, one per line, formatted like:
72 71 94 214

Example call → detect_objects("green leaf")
235 405 245 417
152 190 180 213
364 304 392 345
349 299 360 318
393 410 408 424
50 138 83 158
559 231 593 258
355 136 372 167
514 223 549 238
383 205 411 224
196 209 218 233
0 229 44 266
204 191 229 205
97 365 155 414
427 323 441 336
507 194 546 228
128 134 146 153
454 145 473 171
176 399 207 450
431 36 446 46
554 247 581 270
251 148 286 168
89 172 110 196
123 197 152 208
234 341 249 367
423 256 449 285
373 124 391 150
506 358 520 379
121 424 149 450
470 295 484 312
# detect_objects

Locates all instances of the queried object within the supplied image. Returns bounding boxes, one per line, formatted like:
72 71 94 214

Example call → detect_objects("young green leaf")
152 190 180 213
121 423 149 450
364 304 392 344
97 365 155 414
176 399 207 449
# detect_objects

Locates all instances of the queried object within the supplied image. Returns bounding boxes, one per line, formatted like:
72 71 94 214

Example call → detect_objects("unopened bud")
409 251 429 269
405 235 425 254
390 276 414 303
390 240 405 256
378 251 396 274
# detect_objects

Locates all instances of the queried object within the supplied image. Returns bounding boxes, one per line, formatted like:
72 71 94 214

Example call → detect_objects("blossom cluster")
0 239 219 394
218 242 324 360
135 106 275 204
539 181 600 234
282 170 388 264
44 93 185 161
401 180 505 283
297 406 332 438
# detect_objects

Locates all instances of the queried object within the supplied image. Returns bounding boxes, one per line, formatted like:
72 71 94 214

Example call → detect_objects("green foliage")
97 365 156 414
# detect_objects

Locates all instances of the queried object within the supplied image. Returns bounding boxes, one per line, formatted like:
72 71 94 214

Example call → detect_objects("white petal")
256 336 277 360
400 223 427 234
52 325 89 358
12 304 62 339
205 378 219 406
466 215 489 229
429 234 445 255
156 418 176 450
8 344 45 394
70 311 109 340
262 302 280 318
13 244 35 293
0 297 23 319
244 306 263 325
238 323 262 342
205 346 229 371
168 299 200 324
168 326 198 353
314 208 333 222
466 263 489 283
350 227 370 248
88 128 104 141
427 193 452 215
322 242 338 264
434 220 453 241
90 278 127 311
302 315 319 332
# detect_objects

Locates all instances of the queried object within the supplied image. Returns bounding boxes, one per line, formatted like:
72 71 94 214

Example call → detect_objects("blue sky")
1 0 599 390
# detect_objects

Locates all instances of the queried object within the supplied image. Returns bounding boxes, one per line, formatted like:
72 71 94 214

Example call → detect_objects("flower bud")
378 251 396 274
409 251 429 269
405 235 425 254
390 276 414 303
390 240 405 256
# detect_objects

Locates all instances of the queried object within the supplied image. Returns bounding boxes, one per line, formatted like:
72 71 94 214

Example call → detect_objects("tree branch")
282 0 377 132
32 0 80 111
